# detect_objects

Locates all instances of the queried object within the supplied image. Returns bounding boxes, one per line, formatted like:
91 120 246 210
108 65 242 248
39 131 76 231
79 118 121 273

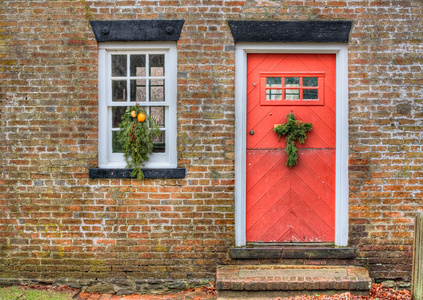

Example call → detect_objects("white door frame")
234 43 349 247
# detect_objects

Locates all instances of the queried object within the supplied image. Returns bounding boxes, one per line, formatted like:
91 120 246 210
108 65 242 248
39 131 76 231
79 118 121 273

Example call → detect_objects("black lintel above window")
89 168 186 179
228 21 353 43
90 20 185 42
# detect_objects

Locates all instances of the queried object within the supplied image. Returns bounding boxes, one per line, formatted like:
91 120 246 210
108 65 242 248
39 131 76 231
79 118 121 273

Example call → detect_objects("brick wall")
1 0 422 291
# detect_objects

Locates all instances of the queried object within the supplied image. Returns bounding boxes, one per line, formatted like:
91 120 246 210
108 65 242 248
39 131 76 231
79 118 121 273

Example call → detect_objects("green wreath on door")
274 113 313 167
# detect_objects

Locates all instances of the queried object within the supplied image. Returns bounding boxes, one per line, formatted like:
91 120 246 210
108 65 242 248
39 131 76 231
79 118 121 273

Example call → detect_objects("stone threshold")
216 265 372 299
230 244 355 259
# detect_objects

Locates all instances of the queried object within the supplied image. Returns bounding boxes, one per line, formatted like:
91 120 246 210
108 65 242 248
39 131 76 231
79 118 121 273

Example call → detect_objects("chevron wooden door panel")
246 54 336 243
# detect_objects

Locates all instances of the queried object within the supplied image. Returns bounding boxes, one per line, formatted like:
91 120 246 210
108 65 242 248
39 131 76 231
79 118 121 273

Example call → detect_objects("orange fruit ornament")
130 110 137 118
137 113 146 123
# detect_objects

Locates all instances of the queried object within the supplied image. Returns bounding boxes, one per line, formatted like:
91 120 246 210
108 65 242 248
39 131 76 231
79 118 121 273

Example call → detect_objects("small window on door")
260 72 324 106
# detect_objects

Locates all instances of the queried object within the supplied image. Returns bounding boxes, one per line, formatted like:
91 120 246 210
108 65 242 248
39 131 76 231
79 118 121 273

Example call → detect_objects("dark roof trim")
90 20 185 42
228 21 353 43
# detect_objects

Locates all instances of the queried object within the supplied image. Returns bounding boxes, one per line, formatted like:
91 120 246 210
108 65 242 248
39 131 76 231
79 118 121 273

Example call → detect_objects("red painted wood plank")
246 149 269 172
290 172 335 228
261 209 321 242
299 150 336 192
247 153 289 199
314 149 336 173
290 193 335 241
246 173 291 231
247 193 291 241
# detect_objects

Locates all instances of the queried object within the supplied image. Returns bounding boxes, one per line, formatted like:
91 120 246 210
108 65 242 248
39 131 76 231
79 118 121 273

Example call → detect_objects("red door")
246 54 336 243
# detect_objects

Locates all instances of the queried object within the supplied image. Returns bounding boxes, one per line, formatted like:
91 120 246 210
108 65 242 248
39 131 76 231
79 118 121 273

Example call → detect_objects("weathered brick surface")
216 265 372 292
1 0 422 291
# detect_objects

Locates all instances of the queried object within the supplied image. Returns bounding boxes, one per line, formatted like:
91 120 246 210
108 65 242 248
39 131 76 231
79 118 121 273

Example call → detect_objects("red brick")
1 0 422 290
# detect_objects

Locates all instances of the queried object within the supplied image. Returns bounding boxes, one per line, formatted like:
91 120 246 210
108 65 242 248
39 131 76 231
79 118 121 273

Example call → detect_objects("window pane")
112 131 123 153
303 77 318 87
266 77 281 87
112 80 127 102
285 77 300 87
285 89 300 100
112 106 127 128
112 55 127 77
130 79 146 102
150 79 165 102
130 55 146 76
266 89 282 100
149 54 164 76
153 131 165 153
303 89 318 99
150 106 165 128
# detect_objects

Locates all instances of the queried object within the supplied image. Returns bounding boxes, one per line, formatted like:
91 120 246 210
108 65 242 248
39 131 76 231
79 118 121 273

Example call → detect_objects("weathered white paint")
98 42 177 169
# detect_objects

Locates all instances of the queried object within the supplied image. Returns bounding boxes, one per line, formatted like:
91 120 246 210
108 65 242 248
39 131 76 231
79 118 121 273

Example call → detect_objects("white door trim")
234 43 349 247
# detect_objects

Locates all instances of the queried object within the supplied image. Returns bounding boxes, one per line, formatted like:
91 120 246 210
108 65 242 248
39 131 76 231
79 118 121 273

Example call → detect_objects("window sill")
89 168 186 179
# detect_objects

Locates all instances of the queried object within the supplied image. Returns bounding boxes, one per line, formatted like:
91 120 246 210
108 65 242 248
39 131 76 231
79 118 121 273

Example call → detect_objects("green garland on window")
117 104 160 180
274 113 313 168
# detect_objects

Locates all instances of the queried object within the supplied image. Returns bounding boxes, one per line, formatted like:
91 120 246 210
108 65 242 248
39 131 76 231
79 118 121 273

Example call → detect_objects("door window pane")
130 79 146 102
303 77 318 87
130 55 146 76
285 89 300 100
303 89 318 99
112 55 127 77
266 89 282 100
149 55 164 76
285 77 300 87
112 80 127 102
266 77 282 87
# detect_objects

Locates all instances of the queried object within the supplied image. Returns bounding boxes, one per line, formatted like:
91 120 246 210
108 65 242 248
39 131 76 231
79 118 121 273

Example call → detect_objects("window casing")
98 42 177 169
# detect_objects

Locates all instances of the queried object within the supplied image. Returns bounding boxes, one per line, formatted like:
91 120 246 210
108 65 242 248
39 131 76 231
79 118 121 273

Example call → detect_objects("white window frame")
97 42 177 169
234 43 349 247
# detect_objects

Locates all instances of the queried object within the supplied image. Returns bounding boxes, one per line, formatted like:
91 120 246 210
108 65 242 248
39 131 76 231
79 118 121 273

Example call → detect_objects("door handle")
249 130 255 135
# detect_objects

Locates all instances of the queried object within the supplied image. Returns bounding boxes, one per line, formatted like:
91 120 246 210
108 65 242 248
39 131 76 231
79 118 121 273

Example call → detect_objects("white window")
97 42 177 168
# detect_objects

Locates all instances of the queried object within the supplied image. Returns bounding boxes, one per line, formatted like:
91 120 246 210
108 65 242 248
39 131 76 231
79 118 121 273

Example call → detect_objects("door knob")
249 130 255 135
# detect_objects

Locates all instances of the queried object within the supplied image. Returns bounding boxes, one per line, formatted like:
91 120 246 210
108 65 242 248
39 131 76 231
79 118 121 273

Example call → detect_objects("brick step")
216 265 372 300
